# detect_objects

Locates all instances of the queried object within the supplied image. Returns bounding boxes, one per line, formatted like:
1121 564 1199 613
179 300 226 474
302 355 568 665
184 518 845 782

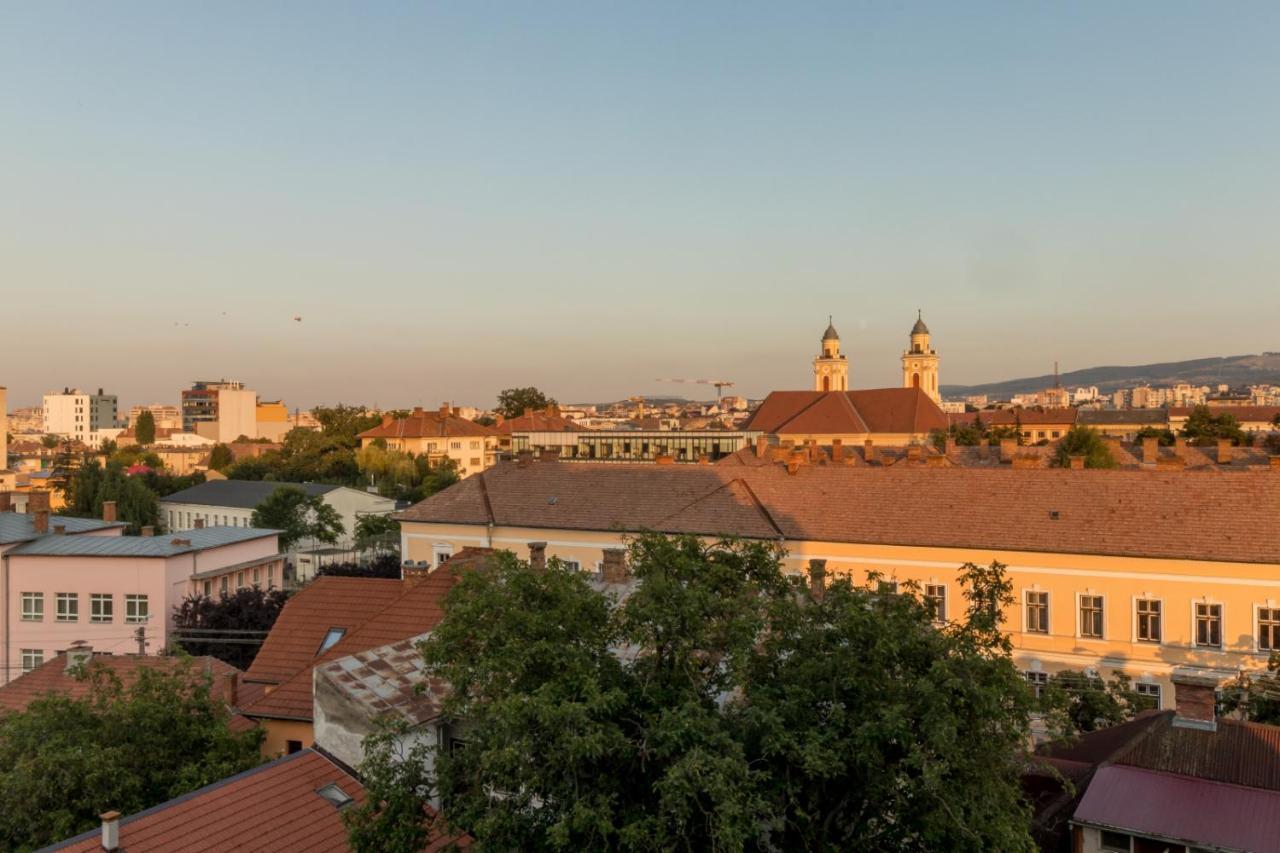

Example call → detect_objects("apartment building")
181 379 258 441
42 387 119 447
395 456 1280 707
357 404 499 477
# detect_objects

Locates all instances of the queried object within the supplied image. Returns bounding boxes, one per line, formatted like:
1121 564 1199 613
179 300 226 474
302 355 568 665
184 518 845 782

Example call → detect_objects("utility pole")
134 625 147 655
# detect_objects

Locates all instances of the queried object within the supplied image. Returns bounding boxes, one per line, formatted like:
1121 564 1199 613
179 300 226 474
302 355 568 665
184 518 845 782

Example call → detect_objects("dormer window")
317 627 346 655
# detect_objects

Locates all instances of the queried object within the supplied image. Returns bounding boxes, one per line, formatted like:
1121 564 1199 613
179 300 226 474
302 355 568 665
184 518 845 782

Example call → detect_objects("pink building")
1 494 282 683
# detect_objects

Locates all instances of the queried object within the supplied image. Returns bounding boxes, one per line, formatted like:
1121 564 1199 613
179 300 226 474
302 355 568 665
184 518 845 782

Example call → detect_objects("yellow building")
813 317 848 392
357 404 499 477
396 457 1280 708
901 311 941 404
255 400 293 442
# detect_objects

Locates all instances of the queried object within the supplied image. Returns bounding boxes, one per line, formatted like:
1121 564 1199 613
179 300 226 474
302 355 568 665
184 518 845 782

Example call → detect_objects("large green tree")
394 536 1040 852
1221 652 1280 724
1051 425 1118 469
495 387 557 419
173 586 291 669
1180 404 1245 444
62 456 162 534
1040 669 1152 734
135 410 156 445
0 657 262 850
250 485 345 551
344 721 443 853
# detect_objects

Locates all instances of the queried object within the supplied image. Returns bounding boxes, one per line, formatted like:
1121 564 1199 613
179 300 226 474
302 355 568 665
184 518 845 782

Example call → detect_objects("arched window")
822 376 831 392
912 373 921 389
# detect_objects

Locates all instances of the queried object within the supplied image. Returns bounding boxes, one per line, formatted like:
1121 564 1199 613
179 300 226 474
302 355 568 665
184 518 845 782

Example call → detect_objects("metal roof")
0 514 124 545
8 525 278 557
1074 764 1280 852
159 479 340 508
1077 409 1169 425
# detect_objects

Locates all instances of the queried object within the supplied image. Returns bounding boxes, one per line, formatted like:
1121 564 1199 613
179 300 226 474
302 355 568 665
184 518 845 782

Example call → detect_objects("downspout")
2 553 9 686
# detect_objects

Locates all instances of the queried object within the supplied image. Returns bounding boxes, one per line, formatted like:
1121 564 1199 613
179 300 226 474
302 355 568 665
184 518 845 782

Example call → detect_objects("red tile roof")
396 459 1280 565
744 388 947 436
1169 405 1280 423
240 558 485 722
359 408 497 441
949 407 1079 427
0 653 242 714
493 410 588 434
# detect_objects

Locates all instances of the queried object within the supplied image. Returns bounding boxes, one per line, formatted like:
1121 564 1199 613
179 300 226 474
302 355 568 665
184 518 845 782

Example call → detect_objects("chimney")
999 438 1016 463
523 407 534 418
831 438 844 463
786 450 805 475
495 414 505 426
439 402 452 417
1171 669 1219 730
140 525 155 537
411 407 424 417
697 453 710 465
1174 436 1187 456
65 641 93 672
0 492 10 513
808 558 827 601
754 434 768 458
1069 455 1085 470
906 444 922 463
224 671 239 708
864 439 877 465
100 811 121 852
601 548 628 583
944 437 957 458
194 517 205 529
516 449 534 468
381 413 394 427
545 404 557 417
27 490 50 512
170 537 191 547
53 524 67 535
102 500 117 523
34 508 49 535
1156 455 1185 470
925 454 947 468
655 454 676 466
528 541 547 572
402 562 431 584
539 447 561 463
1216 438 1232 465
1142 436 1158 465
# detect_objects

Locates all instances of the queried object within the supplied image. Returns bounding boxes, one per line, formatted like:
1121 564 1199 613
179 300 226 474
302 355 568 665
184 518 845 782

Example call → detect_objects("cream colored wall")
773 431 927 448
366 435 499 478
402 520 1280 706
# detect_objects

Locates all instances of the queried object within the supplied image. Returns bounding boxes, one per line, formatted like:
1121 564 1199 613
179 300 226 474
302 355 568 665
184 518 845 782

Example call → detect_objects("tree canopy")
173 586 291 669
0 657 262 851
135 410 156 445
250 485 345 551
389 535 1041 852
1051 426 1117 469
355 444 459 503
1221 652 1280 725
208 443 234 471
495 387 556 419
1180 404 1245 444
1040 669 1153 734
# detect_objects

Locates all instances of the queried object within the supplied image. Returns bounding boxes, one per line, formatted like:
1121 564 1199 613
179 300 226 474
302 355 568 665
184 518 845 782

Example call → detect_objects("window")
21 592 43 622
125 594 149 623
90 594 113 623
1079 595 1104 638
450 441 461 450
316 782 354 809
237 571 246 588
1195 603 1222 648
433 544 453 567
318 627 347 655
1025 592 1049 633
1136 599 1162 643
470 457 481 467
220 576 229 593
924 584 947 621
268 565 275 588
1099 829 1132 852
562 560 581 573
286 740 303 755
1260 608 1280 652
203 580 212 596
253 567 261 586
877 579 899 595
56 592 79 622
1135 682 1161 709
1025 671 1048 698
469 440 480 449
20 649 44 674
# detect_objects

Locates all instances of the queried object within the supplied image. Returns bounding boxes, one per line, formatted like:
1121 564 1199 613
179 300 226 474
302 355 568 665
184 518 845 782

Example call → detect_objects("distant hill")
941 353 1280 398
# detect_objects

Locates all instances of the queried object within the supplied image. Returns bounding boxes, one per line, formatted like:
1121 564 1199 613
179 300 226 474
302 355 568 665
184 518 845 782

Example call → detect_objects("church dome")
910 311 929 336
822 318 840 341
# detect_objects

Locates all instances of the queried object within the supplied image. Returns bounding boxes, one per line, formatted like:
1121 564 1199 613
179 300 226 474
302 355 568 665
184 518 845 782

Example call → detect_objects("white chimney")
100 811 121 851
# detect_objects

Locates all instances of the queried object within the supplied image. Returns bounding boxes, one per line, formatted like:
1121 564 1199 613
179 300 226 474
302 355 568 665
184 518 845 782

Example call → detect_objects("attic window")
316 783 353 809
317 627 346 655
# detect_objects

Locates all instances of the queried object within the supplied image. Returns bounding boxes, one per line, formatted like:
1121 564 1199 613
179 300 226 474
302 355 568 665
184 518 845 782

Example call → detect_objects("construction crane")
655 378 736 399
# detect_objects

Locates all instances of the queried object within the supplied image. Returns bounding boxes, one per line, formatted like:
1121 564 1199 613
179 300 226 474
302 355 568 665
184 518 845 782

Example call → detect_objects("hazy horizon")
4 3 1279 410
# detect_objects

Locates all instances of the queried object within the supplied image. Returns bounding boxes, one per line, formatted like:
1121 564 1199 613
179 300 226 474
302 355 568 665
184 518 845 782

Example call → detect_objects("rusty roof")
315 633 447 726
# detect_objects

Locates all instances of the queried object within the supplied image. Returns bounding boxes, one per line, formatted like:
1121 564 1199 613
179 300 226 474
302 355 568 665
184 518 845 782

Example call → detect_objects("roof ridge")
775 392 839 434
837 391 870 432
476 469 496 525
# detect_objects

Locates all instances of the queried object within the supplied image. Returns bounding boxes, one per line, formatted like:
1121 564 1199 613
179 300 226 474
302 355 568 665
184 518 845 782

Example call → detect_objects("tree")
343 720 442 853
250 486 345 551
173 587 291 669
1133 426 1176 446
355 445 459 503
209 443 234 471
312 404 383 446
1180 404 1245 445
1051 425 1118 469
1220 652 1280 724
61 457 162 534
135 410 157 445
354 514 400 554
495 387 556 420
40 433 60 449
317 553 403 579
1040 669 1152 734
413 537 1041 852
0 657 262 850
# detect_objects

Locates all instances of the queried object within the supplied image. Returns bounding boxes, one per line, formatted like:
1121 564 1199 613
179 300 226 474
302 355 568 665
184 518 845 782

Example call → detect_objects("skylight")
316 783 353 809
317 627 346 655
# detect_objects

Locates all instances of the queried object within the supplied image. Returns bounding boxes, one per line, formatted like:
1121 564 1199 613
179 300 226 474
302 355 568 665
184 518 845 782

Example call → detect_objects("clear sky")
3 2 1278 409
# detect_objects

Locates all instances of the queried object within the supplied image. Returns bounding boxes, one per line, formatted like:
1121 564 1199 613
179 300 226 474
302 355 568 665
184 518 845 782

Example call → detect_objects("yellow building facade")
902 311 941 404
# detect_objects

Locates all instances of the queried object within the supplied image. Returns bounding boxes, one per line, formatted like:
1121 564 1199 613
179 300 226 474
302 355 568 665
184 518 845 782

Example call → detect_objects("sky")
2 2 1279 410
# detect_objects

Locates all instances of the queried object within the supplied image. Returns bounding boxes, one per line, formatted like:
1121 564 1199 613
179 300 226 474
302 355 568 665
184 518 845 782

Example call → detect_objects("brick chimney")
516 449 534 468
171 537 191 547
100 811 121 852
601 548 628 583
539 447 561 463
402 561 431 583
1271 455 1280 470
1216 438 1232 465
194 517 205 529
1142 436 1158 465
382 413 395 427
1156 455 1185 470
528 541 547 572
523 407 534 418
786 450 805 475
53 524 66 535
439 402 452 417
1011 454 1039 469
944 437 957 458
1174 436 1187 456
655 454 675 466
224 671 239 708
831 438 844 463
999 438 1016 463
1069 455 1085 470
102 500 117 523
1171 669 1219 731
864 439 877 465
33 508 49 535
808 558 826 601
906 444 922 463
697 453 710 465
925 454 947 467
140 525 155 537
755 434 768 458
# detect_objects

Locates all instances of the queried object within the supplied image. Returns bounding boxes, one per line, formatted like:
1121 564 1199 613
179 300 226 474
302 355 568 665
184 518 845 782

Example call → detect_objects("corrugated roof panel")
159 479 340 508
9 525 277 557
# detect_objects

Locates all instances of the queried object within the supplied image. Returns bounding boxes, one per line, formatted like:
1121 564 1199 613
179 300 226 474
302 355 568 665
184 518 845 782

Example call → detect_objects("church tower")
813 317 848 392
902 311 940 403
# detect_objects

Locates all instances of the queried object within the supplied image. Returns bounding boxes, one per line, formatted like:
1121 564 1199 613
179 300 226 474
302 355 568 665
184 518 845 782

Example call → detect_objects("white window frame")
21 592 43 622
432 543 453 568
1193 600 1224 649
1134 681 1162 709
562 559 582 573
1255 602 1280 653
125 594 150 624
20 649 44 674
924 583 947 622
1075 592 1105 640
1023 589 1050 635
1132 596 1163 644
56 592 79 623
90 593 113 624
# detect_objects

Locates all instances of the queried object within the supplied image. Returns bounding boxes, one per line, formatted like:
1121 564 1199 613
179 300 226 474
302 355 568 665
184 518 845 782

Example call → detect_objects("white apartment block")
42 388 118 446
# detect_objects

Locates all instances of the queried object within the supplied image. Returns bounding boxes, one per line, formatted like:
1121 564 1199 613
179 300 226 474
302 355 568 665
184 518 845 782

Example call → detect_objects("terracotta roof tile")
949 407 1079 427
359 409 497 440
745 388 947 436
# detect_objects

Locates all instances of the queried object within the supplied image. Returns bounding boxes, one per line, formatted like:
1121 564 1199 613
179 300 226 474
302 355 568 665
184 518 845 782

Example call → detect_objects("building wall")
161 490 394 552
42 392 117 443
400 520 1280 706
366 434 498 478
257 717 316 758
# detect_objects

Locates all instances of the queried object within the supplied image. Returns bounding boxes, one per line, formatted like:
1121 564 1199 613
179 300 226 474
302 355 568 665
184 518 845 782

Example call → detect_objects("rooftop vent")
315 783 354 809
1049 510 1061 520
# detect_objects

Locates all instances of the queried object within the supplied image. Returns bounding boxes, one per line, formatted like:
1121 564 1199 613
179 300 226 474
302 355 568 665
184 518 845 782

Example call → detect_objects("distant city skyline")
4 3 1278 408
